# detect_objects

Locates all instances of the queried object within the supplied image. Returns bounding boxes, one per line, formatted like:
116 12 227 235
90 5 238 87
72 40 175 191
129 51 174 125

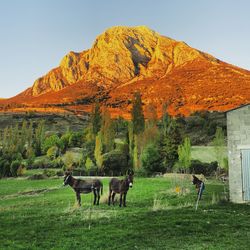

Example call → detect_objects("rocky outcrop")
2 25 250 117
31 26 215 96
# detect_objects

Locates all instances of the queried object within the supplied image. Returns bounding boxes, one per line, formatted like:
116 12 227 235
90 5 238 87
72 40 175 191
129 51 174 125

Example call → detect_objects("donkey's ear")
127 169 134 175
65 170 72 176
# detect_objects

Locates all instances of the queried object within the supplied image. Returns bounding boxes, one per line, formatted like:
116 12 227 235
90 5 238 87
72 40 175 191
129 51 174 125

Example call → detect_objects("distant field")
0 176 250 249
191 146 227 163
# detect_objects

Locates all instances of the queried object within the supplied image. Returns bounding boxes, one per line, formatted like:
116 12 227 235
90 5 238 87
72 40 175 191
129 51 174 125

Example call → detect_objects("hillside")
1 26 250 117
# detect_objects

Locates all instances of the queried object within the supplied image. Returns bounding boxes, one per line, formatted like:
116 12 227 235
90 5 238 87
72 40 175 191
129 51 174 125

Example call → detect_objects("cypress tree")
101 108 115 152
131 92 145 135
90 102 102 136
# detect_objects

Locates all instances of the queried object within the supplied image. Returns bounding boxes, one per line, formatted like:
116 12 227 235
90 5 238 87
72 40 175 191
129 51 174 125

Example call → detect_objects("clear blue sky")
0 0 250 98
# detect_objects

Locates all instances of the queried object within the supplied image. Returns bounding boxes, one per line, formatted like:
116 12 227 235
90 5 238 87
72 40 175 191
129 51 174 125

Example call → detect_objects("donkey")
108 169 134 207
63 171 103 206
192 175 205 200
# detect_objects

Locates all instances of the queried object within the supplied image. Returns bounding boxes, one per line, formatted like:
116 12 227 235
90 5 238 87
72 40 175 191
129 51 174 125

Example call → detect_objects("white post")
195 182 204 211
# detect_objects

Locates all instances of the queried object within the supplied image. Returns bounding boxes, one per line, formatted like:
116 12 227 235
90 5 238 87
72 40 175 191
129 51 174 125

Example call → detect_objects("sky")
0 0 250 98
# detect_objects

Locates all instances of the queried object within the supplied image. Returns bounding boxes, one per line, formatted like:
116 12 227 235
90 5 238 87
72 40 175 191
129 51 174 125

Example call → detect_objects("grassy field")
0 176 249 250
191 146 227 163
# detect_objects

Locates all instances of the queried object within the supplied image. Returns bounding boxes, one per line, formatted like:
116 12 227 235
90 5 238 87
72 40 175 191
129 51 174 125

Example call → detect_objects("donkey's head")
192 175 201 185
127 169 134 188
63 171 72 186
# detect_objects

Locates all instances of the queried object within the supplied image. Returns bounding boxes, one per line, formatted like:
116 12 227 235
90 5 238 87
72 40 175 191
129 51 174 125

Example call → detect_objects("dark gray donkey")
108 169 134 207
63 171 103 206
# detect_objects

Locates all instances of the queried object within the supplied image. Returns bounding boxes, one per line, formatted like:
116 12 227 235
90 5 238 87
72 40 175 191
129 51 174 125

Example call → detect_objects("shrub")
69 132 83 147
28 174 47 180
10 160 21 177
43 169 57 177
190 160 218 176
72 168 87 176
51 158 64 169
0 158 10 178
102 150 128 176
56 169 64 176
28 158 50 169
141 144 163 176
42 135 60 154
47 146 59 160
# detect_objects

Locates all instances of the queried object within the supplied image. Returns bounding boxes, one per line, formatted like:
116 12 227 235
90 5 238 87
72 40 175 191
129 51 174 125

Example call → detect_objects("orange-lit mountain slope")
1 26 250 117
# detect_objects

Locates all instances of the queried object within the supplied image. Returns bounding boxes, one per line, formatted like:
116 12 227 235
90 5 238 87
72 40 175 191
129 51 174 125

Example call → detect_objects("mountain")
1 26 250 117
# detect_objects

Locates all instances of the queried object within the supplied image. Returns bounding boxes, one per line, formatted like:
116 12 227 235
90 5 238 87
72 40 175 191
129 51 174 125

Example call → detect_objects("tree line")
0 92 226 178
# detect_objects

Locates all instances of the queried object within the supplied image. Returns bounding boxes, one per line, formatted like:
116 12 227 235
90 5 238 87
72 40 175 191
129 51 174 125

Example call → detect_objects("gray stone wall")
227 105 250 203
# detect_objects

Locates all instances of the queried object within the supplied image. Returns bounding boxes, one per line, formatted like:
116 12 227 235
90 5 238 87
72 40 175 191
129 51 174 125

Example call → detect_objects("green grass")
0 176 249 249
191 146 227 163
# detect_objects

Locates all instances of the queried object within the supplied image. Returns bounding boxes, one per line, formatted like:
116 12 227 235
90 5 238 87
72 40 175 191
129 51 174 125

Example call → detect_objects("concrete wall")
227 105 250 203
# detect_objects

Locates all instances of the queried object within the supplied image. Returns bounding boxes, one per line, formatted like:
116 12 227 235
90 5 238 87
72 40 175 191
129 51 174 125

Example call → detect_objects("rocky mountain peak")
31 26 214 96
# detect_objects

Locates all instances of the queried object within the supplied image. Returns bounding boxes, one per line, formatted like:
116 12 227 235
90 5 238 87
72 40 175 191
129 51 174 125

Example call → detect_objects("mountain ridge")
1 25 250 117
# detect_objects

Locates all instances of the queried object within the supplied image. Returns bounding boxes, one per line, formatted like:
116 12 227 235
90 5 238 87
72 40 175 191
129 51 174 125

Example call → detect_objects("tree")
212 127 226 168
131 92 145 135
94 132 103 170
85 157 95 175
27 121 33 148
69 132 83 147
160 118 182 172
10 160 21 177
42 134 60 154
90 102 102 136
101 108 115 152
20 120 28 155
102 150 128 176
141 143 163 176
63 151 74 170
145 104 157 129
34 120 45 156
161 103 169 135
60 131 72 153
128 122 134 167
26 146 35 166
47 146 59 160
177 137 191 173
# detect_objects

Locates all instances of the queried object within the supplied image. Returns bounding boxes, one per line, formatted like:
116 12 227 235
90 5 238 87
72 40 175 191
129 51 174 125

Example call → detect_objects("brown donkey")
63 171 103 206
108 169 134 207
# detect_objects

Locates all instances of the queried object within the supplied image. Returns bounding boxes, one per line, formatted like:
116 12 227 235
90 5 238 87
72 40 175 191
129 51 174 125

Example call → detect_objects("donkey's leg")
108 190 112 206
76 192 81 206
119 193 123 207
112 192 116 205
123 192 127 207
93 189 97 205
97 189 100 205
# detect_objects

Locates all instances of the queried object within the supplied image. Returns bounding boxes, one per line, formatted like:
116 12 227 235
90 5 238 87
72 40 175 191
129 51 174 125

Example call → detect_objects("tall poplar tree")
131 92 145 135
90 102 102 137
101 108 115 152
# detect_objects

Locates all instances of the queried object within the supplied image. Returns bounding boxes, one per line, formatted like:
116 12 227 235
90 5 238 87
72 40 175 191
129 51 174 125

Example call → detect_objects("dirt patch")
1 187 60 200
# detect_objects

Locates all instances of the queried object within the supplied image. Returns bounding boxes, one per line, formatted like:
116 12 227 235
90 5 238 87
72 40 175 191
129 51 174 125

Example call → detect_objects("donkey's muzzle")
129 183 133 188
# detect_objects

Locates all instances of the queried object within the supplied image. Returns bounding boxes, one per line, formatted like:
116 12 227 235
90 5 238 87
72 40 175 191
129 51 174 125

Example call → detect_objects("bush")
69 132 83 147
10 160 21 177
141 144 163 176
56 169 64 176
102 150 128 176
190 160 218 176
28 174 47 180
72 168 87 176
47 146 59 160
43 169 57 177
42 135 61 154
51 158 64 169
134 167 147 177
0 158 11 178
28 158 50 169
